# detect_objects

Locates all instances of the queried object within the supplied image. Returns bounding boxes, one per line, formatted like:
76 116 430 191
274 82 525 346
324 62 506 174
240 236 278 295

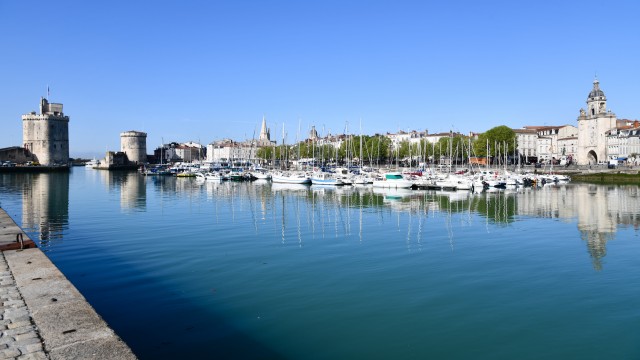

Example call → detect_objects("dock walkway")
0 208 136 359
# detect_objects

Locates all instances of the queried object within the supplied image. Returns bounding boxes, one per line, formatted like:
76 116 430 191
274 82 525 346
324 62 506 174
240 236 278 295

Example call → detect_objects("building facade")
22 98 69 166
206 139 257 163
514 128 537 163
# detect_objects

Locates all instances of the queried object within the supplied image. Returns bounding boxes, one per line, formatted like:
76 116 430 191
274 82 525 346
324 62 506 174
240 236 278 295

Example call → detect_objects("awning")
617 157 628 161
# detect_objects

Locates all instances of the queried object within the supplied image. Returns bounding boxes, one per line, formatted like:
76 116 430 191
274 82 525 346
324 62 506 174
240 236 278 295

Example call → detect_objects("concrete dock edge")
0 208 136 359
5 249 136 359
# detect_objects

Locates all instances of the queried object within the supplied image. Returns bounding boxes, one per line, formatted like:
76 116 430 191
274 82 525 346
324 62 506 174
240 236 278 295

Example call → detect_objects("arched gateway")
587 150 597 164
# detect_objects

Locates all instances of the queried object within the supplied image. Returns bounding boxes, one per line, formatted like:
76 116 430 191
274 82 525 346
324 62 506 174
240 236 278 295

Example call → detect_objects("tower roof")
588 79 605 99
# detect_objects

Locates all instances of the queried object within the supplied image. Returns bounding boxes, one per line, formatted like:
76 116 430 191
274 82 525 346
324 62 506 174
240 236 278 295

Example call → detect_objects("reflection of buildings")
99 171 147 211
516 184 640 270
21 173 69 246
120 172 147 211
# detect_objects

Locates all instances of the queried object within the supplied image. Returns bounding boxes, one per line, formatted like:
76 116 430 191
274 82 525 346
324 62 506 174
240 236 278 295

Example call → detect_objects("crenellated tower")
22 97 70 166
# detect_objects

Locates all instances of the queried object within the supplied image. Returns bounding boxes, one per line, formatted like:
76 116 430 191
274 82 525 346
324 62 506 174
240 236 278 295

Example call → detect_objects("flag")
47 86 50 99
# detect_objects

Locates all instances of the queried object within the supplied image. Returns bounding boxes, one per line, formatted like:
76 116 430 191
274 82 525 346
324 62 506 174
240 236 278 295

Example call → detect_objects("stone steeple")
259 115 270 142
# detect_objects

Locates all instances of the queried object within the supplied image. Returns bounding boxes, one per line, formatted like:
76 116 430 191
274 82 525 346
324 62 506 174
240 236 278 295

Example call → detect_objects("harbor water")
0 168 639 359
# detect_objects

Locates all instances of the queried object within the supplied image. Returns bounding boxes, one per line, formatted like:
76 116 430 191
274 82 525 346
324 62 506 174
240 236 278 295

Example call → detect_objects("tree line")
255 125 518 166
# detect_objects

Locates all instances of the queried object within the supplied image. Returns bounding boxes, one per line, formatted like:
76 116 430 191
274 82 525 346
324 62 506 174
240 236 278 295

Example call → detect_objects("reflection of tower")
22 97 70 165
21 173 69 246
120 131 148 164
575 185 616 270
120 172 147 211
579 230 613 271
515 184 620 271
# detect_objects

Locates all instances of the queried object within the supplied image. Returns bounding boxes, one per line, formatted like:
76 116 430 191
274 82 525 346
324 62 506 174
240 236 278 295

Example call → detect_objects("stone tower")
576 79 617 165
22 97 70 166
259 116 270 142
120 131 147 164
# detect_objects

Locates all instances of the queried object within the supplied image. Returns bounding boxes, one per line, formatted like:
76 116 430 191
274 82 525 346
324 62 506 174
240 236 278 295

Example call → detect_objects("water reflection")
183 182 636 271
5 168 639 271
19 173 69 247
94 170 147 211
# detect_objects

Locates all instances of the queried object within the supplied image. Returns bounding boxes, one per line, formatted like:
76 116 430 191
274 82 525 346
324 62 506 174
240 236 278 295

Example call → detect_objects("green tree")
472 125 516 158
397 140 411 161
435 134 469 161
365 135 392 165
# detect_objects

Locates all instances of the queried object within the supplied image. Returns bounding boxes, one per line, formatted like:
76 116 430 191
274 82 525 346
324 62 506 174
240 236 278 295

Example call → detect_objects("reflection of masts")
359 192 363 243
247 183 258 233
447 201 454 251
406 209 412 251
296 196 302 247
281 193 286 244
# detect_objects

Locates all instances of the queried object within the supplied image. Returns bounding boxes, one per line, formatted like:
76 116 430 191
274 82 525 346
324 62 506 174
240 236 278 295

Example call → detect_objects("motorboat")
311 172 344 186
271 171 312 184
372 172 414 189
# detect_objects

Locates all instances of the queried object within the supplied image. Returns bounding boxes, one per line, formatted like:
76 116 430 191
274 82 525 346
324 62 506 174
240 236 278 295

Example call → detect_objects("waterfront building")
0 146 35 164
576 79 618 165
387 130 429 147
154 143 180 163
175 142 204 163
151 142 204 163
206 139 257 163
525 125 577 163
120 131 147 164
557 134 578 164
605 120 640 164
21 97 69 166
424 132 457 145
513 128 537 163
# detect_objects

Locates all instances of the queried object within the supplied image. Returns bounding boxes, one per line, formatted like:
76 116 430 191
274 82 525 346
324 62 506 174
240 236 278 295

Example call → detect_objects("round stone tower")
120 131 147 164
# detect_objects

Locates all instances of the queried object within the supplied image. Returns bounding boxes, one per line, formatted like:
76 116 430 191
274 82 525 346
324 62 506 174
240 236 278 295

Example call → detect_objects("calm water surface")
1 168 639 359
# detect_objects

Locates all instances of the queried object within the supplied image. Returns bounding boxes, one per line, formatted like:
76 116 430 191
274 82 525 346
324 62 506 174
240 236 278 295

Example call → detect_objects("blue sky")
2 1 640 157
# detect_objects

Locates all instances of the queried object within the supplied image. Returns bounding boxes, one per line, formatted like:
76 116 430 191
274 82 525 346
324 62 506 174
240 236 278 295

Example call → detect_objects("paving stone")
7 320 31 330
4 325 35 336
0 336 14 346
20 341 43 354
14 332 37 342
0 347 21 358
3 300 25 307
17 351 47 360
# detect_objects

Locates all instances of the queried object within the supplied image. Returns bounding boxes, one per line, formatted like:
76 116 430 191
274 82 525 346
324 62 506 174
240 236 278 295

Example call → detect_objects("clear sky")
2 0 640 158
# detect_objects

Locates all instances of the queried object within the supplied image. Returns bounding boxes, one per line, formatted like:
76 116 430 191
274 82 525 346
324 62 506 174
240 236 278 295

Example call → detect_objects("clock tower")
576 79 617 165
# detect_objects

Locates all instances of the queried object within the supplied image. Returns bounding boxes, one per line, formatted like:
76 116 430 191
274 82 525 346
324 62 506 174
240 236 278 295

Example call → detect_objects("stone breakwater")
0 208 136 359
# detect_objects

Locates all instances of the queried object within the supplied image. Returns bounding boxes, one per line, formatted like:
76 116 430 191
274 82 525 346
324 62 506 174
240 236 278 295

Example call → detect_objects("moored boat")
311 172 344 186
272 171 312 184
372 172 414 189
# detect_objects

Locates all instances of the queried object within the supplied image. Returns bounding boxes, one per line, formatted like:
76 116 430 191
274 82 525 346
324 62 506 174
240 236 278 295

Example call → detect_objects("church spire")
259 115 270 141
